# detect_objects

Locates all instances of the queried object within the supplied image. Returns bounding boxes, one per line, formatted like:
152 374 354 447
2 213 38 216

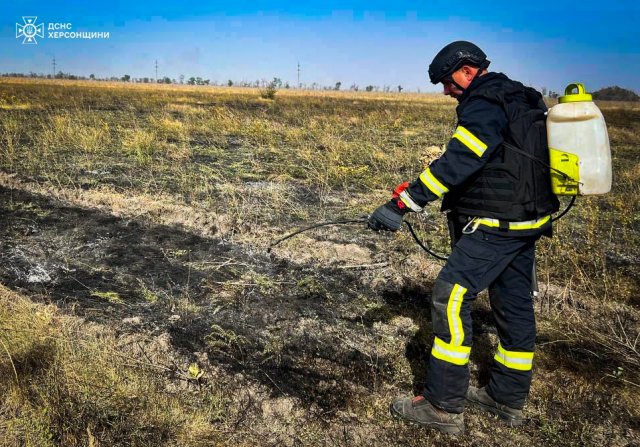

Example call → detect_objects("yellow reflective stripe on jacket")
419 167 449 198
447 283 467 346
431 336 471 366
494 343 534 371
453 125 488 157
476 215 551 230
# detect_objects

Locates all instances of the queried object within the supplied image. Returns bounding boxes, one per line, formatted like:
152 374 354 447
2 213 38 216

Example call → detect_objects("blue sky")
1 1 638 93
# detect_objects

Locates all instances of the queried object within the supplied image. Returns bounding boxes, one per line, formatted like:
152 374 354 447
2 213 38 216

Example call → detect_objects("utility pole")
155 60 158 83
297 62 300 89
52 56 56 78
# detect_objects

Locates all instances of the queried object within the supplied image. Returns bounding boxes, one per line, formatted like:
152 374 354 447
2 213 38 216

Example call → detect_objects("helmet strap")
452 79 466 92
452 66 483 93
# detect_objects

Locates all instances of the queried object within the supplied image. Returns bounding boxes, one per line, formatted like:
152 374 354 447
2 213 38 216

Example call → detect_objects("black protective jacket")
404 73 559 233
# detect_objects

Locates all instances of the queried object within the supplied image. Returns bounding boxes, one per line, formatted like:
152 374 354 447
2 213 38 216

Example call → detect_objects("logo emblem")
16 16 44 44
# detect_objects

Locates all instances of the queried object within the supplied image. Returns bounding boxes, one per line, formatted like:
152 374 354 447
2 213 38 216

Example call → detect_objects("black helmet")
428 41 490 84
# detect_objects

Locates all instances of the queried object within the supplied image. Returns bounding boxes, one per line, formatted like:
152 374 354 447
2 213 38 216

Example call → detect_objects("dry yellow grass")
0 285 233 447
0 76 452 104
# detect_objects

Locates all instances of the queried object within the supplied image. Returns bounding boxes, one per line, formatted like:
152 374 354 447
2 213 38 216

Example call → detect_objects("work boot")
466 386 524 427
390 395 465 435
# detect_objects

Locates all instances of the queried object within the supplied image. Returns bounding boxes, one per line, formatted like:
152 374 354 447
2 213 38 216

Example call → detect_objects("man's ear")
460 65 477 80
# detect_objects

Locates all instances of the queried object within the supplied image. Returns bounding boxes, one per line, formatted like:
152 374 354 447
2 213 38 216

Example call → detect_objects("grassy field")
0 77 638 446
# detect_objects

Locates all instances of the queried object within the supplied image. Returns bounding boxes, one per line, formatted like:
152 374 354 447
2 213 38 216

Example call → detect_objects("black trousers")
423 220 539 413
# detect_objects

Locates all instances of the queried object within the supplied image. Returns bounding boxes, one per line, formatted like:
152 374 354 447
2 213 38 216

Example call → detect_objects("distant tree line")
4 72 638 100
1 71 89 81
592 86 639 101
0 71 410 93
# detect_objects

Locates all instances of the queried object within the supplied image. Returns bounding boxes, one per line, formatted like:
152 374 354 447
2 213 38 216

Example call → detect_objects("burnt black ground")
0 185 433 414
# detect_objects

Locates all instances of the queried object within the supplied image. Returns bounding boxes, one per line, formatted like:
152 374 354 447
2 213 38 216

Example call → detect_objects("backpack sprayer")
547 83 612 196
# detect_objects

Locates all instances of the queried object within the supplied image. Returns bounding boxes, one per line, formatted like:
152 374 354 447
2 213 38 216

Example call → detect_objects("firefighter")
368 41 559 435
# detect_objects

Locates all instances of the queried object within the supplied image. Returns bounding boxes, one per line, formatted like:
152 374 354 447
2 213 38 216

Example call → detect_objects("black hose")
403 220 449 261
267 214 450 260
267 217 368 253
551 195 576 222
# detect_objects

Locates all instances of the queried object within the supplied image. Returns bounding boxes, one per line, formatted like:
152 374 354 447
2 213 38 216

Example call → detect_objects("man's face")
441 66 475 98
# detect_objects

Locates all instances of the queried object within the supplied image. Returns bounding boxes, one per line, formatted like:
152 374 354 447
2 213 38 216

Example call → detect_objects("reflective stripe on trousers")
494 343 534 371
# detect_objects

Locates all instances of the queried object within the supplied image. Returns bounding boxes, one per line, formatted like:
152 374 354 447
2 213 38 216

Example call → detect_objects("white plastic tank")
546 83 612 195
